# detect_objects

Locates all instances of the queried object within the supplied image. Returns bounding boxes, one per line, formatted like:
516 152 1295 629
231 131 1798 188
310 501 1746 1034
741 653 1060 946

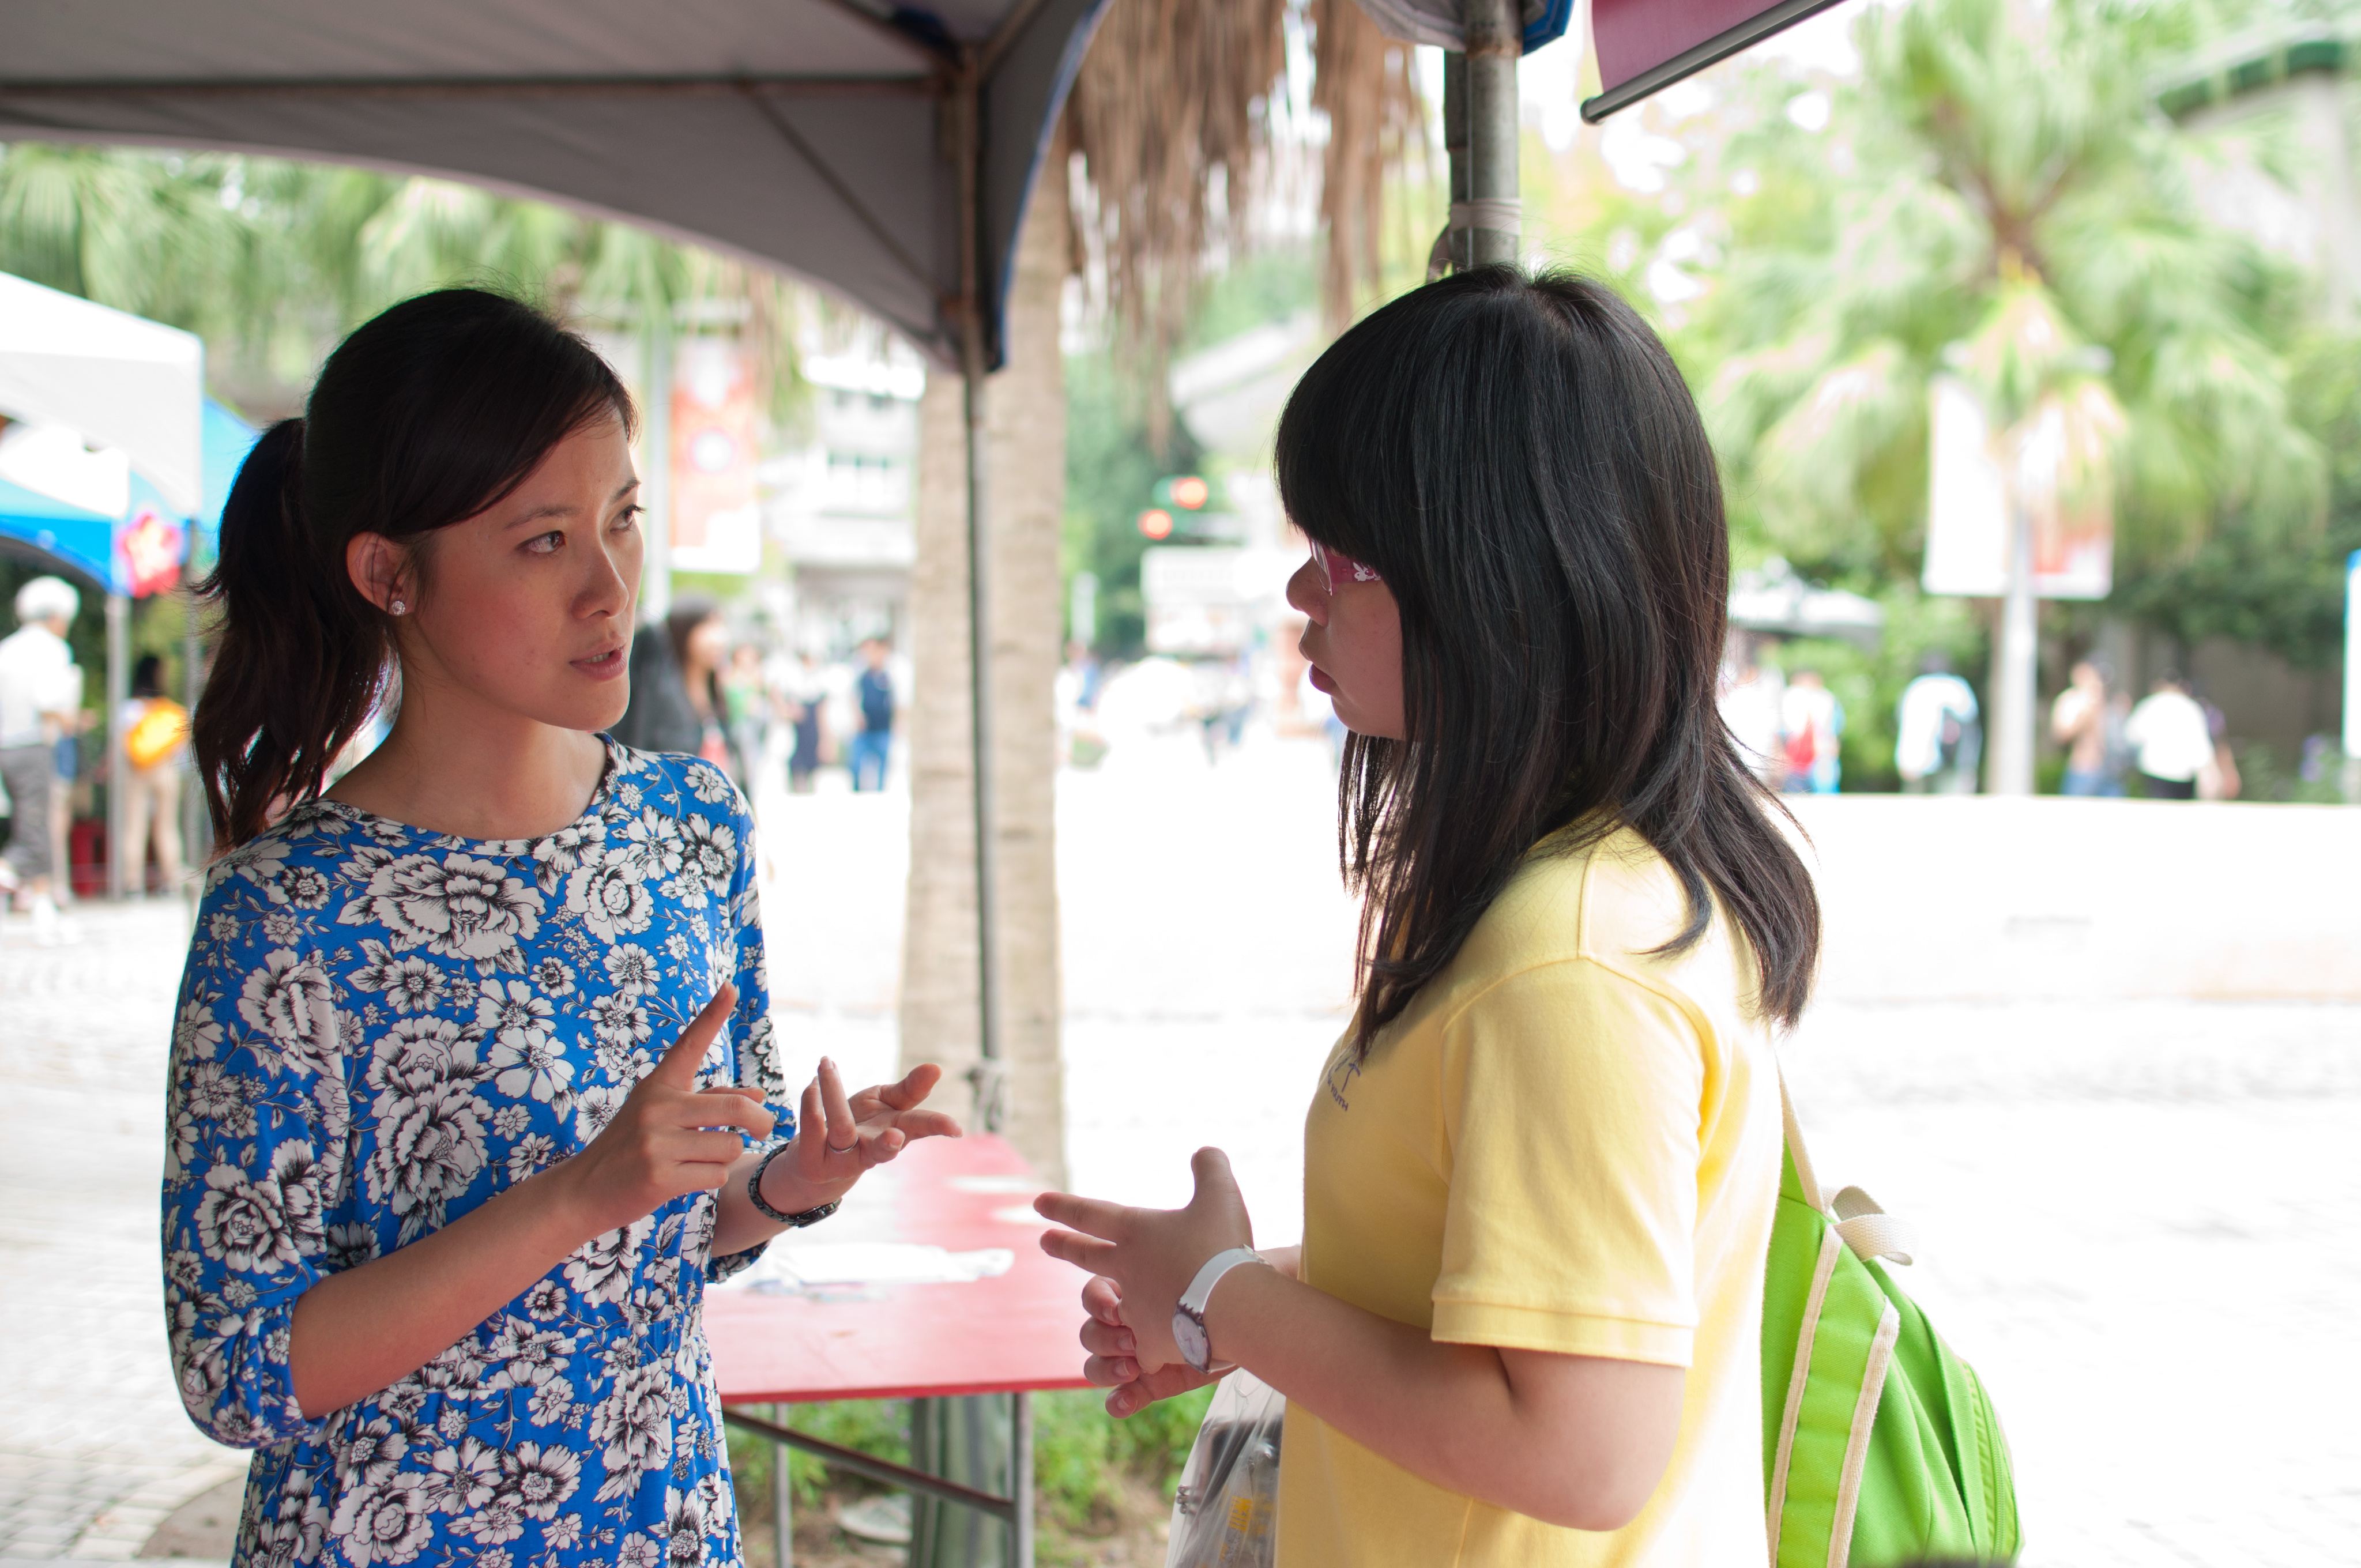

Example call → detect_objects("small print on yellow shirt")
1278 826 1782 1567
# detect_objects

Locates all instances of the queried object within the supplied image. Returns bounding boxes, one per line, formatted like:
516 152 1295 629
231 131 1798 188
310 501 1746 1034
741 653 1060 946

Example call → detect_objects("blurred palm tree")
0 144 806 420
1700 0 2321 584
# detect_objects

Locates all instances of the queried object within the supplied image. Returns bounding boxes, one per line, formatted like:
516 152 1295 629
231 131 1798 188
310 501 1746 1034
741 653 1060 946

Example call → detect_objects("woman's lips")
1306 664 1335 695
573 646 627 681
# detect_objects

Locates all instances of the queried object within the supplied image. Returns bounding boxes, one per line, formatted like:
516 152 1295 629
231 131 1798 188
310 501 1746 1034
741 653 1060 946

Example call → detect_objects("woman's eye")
525 530 565 555
613 505 643 534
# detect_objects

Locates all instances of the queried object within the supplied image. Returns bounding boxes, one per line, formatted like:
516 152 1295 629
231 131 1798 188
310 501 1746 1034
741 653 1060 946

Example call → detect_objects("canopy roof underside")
0 0 1108 364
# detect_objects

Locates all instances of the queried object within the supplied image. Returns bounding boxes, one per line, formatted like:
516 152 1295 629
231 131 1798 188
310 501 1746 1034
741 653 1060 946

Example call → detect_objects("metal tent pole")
1464 0 1522 266
951 54 1007 1132
105 593 129 899
1990 496 2039 796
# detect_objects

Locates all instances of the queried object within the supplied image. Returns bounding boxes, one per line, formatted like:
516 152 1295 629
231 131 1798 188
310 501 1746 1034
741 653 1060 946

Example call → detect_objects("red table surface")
707 1133 1099 1405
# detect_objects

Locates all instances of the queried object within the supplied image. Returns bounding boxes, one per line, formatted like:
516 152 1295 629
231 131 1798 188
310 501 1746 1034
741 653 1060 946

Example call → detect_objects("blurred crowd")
1718 630 2249 800
611 597 911 798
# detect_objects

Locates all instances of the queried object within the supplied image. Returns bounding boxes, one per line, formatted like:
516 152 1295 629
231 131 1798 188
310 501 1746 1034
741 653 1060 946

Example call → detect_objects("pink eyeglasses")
1308 539 1383 593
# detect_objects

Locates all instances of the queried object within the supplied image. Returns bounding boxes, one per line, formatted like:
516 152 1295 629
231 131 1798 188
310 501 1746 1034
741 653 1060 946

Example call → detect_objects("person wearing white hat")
0 574 86 944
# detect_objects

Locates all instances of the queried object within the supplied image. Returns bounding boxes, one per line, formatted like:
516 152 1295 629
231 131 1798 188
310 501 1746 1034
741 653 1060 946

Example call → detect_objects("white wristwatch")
1172 1246 1264 1374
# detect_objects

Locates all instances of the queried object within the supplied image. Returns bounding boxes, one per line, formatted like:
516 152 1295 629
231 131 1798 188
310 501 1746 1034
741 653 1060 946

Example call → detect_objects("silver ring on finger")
826 1140 858 1155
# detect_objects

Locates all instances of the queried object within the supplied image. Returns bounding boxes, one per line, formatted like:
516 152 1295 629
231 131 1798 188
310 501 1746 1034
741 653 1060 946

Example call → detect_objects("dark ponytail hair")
1275 267 1821 1049
193 288 634 847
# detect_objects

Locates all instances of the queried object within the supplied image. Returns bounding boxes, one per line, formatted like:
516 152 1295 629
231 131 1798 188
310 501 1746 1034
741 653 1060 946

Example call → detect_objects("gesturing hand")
751 1058 965 1222
558 983 773 1235
1034 1147 1255 1373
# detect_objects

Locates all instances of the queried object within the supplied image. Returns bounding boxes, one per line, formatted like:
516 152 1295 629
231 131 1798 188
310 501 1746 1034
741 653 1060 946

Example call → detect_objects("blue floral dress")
162 740 792 1568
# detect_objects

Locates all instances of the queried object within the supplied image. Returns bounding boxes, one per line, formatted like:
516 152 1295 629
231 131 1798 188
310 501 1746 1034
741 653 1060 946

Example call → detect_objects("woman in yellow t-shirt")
1037 269 1823 1567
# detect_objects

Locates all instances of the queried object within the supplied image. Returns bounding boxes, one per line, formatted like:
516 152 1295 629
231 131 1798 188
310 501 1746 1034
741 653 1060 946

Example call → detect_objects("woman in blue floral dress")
165 290 958 1568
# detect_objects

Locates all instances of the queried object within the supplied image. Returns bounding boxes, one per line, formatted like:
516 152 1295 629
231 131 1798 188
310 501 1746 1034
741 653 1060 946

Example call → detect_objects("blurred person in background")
118 653 190 894
1780 667 1843 794
0 575 85 942
722 640 768 791
849 635 894 791
1718 631 1785 788
2125 673 2212 799
2051 659 2117 796
1896 654 1980 794
2193 682 2240 801
783 649 827 792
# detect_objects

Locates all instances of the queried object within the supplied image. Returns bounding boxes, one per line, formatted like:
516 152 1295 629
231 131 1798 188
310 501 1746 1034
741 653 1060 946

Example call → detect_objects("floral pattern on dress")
162 740 789 1568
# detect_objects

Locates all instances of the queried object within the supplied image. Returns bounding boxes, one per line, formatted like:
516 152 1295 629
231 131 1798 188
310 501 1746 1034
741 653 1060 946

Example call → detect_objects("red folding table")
708 1134 1095 1567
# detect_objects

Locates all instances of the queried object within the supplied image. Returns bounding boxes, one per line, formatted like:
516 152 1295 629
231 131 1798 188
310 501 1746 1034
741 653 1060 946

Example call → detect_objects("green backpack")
1763 1079 2021 1568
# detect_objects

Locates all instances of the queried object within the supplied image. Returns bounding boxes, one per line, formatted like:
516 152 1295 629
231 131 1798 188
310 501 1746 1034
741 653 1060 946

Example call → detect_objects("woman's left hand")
1034 1147 1255 1370
752 1060 962 1219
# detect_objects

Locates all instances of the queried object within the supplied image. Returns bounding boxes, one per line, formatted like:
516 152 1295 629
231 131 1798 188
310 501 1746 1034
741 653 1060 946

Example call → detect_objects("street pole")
642 325 674 621
2343 548 2359 802
1463 0 1522 266
105 593 129 898
1990 496 2039 796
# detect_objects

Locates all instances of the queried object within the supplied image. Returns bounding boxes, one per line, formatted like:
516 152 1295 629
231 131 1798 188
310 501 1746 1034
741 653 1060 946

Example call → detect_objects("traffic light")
1138 508 1174 540
1151 474 1212 511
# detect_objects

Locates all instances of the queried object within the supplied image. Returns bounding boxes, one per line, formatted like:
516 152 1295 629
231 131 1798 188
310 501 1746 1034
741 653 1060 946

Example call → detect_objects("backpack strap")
1778 1065 1918 1266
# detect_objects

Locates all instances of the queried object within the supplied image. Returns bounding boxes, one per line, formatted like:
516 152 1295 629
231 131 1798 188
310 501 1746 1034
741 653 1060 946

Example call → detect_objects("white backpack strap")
1777 1062 1827 1214
1778 1061 1918 1266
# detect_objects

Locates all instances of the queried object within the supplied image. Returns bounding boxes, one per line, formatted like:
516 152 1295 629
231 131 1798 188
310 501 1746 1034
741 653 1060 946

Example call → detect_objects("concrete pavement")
5 732 2357 1565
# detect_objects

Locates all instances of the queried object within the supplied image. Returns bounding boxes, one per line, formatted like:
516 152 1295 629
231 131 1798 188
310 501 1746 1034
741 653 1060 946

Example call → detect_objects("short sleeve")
161 861 346 1448
1429 959 1707 1367
707 778 794 1283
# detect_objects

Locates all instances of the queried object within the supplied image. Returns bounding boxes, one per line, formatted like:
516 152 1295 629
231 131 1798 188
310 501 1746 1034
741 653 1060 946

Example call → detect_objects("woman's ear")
346 532 408 615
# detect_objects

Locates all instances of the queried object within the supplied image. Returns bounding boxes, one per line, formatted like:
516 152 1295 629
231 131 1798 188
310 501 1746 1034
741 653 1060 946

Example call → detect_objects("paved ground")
4 730 2357 1565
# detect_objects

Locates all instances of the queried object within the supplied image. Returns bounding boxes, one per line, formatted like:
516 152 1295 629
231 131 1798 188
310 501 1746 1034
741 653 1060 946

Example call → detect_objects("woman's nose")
1285 559 1328 623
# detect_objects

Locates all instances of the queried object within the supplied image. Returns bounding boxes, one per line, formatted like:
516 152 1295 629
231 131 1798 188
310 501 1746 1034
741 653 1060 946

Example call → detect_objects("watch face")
1172 1310 1210 1372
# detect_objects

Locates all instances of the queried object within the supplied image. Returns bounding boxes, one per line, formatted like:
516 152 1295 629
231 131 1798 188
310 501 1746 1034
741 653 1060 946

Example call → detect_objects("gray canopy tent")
0 0 1098 1100
1 4 1102 1561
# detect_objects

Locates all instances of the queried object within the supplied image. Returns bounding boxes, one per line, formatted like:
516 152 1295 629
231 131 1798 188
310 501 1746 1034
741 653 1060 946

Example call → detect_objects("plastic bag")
1165 1370 1284 1568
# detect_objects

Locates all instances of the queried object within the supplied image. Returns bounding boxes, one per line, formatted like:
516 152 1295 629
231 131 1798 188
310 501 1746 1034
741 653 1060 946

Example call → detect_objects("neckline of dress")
302 733 625 848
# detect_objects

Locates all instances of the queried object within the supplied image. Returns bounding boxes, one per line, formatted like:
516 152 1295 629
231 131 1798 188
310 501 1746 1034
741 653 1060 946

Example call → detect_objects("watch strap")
1179 1246 1266 1317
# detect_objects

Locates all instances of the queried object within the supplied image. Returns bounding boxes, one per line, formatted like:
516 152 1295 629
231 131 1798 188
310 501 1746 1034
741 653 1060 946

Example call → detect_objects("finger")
647 984 739 1090
1036 1227 1119 1272
1080 1275 1125 1325
795 1075 827 1173
1189 1146 1238 1206
684 1129 754 1166
818 1058 857 1148
875 1061 944 1111
1033 1190 1132 1240
1106 1363 1217 1419
1080 1316 1136 1360
679 1094 775 1140
886 1109 963 1143
1083 1352 1139 1388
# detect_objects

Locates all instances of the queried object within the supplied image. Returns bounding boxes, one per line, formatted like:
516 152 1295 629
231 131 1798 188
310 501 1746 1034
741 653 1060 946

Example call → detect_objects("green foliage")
1687 0 2321 600
1064 352 1205 658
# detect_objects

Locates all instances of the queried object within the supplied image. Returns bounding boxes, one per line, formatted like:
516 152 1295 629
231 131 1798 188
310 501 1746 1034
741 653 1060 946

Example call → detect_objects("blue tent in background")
0 473 118 587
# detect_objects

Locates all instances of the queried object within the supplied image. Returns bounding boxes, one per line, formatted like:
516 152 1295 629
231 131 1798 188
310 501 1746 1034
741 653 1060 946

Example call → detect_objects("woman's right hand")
1080 1244 1300 1417
552 983 775 1237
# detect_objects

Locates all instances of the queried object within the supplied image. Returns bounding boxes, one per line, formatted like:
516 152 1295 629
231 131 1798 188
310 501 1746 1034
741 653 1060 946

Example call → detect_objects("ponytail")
192 419 393 847
191 288 634 848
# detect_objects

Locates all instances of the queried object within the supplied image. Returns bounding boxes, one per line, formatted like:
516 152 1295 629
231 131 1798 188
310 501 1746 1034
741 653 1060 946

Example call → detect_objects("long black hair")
193 288 634 847
1276 267 1820 1051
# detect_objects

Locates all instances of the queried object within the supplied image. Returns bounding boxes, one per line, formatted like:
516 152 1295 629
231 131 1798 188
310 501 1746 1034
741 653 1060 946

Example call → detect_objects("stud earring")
389 600 407 616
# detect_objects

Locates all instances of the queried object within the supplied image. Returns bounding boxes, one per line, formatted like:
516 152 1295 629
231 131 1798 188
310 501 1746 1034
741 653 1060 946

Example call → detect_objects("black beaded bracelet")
746 1142 840 1228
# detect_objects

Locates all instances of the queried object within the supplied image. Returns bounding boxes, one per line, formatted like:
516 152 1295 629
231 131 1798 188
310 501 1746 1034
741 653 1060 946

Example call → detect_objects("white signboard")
1923 375 2113 601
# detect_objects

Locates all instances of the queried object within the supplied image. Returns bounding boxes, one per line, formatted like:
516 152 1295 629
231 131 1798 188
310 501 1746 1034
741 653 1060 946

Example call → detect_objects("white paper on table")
721 1242 1015 1290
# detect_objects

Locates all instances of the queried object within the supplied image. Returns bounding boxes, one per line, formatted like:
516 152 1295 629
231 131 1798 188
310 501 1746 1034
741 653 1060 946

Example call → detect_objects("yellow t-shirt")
1277 826 1780 1567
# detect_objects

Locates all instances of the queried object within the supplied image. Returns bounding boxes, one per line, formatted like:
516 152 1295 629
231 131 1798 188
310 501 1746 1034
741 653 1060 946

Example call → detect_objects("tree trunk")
899 150 1070 1188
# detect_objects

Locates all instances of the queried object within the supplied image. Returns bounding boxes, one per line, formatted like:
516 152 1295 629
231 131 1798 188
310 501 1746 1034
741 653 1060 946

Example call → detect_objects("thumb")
647 983 738 1091
1188 1147 1237 1209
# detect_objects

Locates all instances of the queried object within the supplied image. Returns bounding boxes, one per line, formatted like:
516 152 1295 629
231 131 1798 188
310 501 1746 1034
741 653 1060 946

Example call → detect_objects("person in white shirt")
0 575 85 941
1895 654 1981 794
2123 674 2213 800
